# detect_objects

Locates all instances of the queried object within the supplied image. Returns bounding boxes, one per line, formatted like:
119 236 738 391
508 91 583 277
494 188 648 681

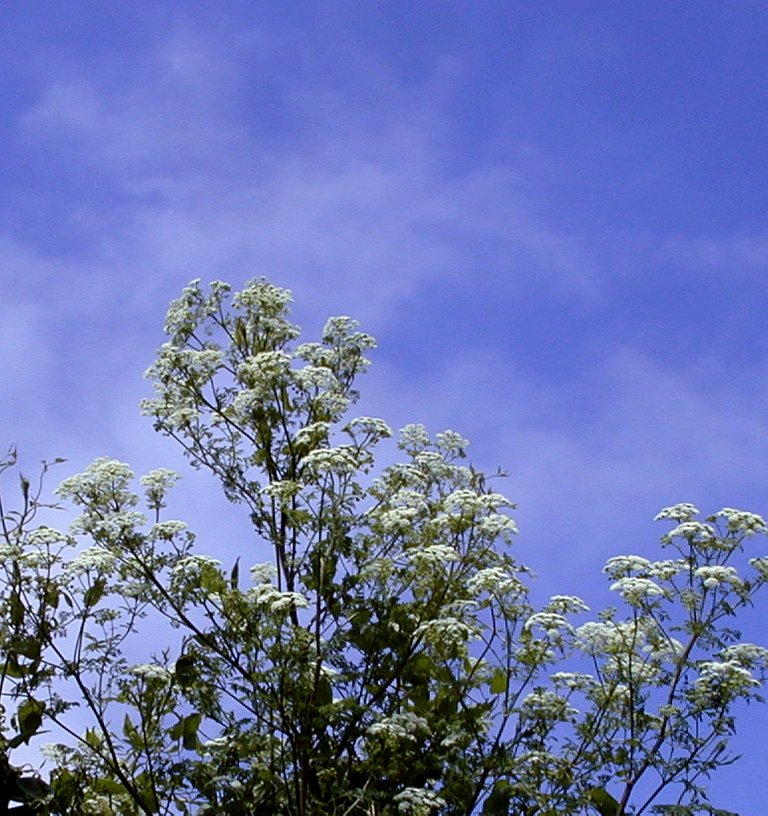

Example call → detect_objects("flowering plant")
0 279 765 815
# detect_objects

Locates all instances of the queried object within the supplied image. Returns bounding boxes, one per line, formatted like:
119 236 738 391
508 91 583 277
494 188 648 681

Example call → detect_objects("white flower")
475 513 518 539
655 503 699 522
691 659 759 707
551 671 595 691
694 565 742 590
141 468 180 509
648 559 688 580
377 505 420 535
367 712 430 743
66 546 117 576
344 416 392 440
393 787 446 815
750 556 768 577
521 688 578 720
610 577 667 604
662 521 716 543
26 526 68 546
603 555 652 578
467 566 524 597
250 562 277 583
715 507 768 535
434 430 468 455
129 663 172 684
546 595 590 614
247 583 309 613
408 544 459 569
720 643 768 668
150 520 190 540
399 424 431 452
415 617 476 646
300 447 359 475
524 612 574 639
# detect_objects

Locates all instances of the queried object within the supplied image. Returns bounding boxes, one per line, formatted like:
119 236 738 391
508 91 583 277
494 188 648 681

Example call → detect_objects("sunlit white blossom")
393 787 446 815
694 565 742 590
654 503 699 522
603 555 652 578
610 576 667 604
408 544 459 569
367 712 430 743
66 546 117 576
714 507 768 535
129 663 172 684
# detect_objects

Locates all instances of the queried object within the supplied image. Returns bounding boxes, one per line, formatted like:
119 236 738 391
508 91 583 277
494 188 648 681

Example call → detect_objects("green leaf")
3 655 29 678
589 786 621 816
84 727 102 749
8 636 42 661
490 668 508 695
84 578 106 608
10 590 24 629
14 697 45 744
168 717 184 742
174 654 197 687
483 780 513 814
316 676 333 707
15 775 51 805
182 712 202 750
230 557 240 589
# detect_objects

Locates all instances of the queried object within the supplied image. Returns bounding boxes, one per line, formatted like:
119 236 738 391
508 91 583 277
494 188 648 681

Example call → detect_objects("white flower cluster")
661 521 716 545
434 430 469 456
65 546 117 577
521 688 578 721
654 503 700 522
398 424 431 453
56 458 137 508
407 544 459 570
26 526 68 546
344 416 393 442
393 787 446 815
720 643 768 668
714 507 768 535
247 583 309 613
367 711 430 743
603 555 653 578
300 446 360 476
545 595 590 614
149 520 190 541
140 468 180 509
691 659 760 708
129 663 172 684
250 562 278 583
609 576 667 605
523 612 574 643
750 556 768 578
694 565 743 590
414 617 476 648
466 566 524 597
550 671 595 691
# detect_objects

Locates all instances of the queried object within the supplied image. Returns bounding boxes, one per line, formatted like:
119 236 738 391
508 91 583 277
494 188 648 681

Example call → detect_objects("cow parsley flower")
408 544 459 569
654 503 699 522
393 788 446 815
694 565 742 590
603 555 652 578
129 663 172 684
66 546 117 576
714 507 768 535
661 521 716 544
367 712 430 743
610 577 667 604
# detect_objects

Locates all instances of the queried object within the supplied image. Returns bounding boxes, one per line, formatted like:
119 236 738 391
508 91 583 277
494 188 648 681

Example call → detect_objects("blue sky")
2 2 768 810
